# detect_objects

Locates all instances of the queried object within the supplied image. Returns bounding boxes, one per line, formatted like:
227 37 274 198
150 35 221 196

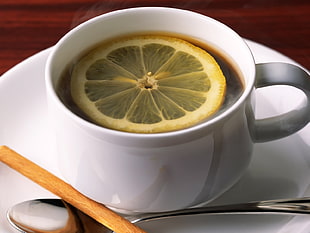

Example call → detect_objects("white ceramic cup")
45 7 310 213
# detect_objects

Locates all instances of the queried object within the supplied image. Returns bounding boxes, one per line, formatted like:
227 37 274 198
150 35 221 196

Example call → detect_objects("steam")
70 0 214 28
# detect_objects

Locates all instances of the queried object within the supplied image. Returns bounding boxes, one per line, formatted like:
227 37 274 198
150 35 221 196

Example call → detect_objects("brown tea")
57 33 244 130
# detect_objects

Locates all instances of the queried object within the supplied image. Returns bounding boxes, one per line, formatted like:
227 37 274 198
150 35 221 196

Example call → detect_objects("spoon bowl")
7 197 310 233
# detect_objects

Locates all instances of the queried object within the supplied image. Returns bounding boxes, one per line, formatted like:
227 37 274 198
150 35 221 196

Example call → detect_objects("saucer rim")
0 40 309 233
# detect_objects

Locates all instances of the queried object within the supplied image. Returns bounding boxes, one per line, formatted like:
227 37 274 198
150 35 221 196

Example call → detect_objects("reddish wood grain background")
1 0 309 75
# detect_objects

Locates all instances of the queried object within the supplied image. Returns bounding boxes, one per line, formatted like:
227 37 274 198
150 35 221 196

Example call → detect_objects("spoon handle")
128 198 310 223
0 146 147 233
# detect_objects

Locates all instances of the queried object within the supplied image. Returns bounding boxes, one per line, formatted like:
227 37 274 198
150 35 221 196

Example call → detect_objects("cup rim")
45 7 255 140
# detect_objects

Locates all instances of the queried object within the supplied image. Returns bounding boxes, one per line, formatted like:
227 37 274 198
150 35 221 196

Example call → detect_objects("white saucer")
0 40 309 233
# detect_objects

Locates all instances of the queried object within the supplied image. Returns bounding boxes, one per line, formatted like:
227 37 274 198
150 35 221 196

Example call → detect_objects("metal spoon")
7 197 310 233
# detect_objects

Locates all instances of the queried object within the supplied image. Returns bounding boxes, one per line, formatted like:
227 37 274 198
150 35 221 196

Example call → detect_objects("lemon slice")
71 35 226 133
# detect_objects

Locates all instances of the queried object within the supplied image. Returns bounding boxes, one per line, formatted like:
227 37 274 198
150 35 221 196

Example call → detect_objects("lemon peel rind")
71 35 226 133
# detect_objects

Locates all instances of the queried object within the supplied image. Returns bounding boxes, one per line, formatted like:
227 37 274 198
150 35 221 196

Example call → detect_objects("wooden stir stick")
0 145 147 233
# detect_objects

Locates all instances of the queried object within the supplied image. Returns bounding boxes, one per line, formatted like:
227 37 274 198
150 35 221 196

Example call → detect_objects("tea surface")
57 33 243 133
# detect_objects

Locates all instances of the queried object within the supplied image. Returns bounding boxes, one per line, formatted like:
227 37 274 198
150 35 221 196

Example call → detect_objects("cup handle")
253 62 310 142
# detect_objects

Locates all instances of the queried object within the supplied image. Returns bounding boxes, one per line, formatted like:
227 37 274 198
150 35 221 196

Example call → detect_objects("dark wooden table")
1 0 309 75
